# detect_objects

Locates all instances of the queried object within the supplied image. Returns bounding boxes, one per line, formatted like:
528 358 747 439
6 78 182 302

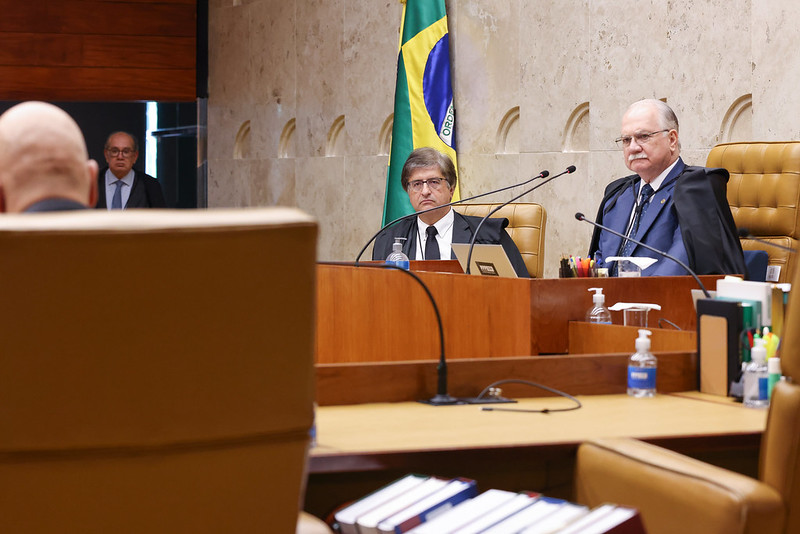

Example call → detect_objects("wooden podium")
315 264 717 405
317 263 719 362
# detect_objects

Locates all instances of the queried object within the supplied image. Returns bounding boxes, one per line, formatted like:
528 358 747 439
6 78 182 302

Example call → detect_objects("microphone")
465 166 577 274
356 169 550 263
575 212 711 298
738 228 796 253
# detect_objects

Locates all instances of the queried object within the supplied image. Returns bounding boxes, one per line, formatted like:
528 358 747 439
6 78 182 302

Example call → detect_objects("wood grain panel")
0 0 196 101
315 352 698 405
568 322 697 354
95 0 195 4
0 2 195 36
0 34 194 69
530 275 723 354
316 265 532 364
0 66 195 101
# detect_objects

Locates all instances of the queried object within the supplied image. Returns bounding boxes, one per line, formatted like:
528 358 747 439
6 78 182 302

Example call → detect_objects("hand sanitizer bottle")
744 338 769 408
586 287 612 324
385 237 410 270
628 329 656 397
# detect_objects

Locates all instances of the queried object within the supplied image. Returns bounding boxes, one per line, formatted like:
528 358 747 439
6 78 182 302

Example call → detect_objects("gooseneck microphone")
355 170 550 263
738 228 796 253
465 166 577 274
575 212 711 298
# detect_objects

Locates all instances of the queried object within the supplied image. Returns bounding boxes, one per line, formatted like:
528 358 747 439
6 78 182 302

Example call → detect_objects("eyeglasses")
615 129 670 148
408 178 447 193
106 147 135 158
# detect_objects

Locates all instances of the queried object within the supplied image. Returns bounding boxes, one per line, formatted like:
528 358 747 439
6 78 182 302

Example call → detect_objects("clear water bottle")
385 237 410 270
628 329 656 397
744 338 769 408
586 287 612 324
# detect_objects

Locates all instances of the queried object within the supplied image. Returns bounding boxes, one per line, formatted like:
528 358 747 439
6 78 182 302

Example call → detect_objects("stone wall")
208 0 800 277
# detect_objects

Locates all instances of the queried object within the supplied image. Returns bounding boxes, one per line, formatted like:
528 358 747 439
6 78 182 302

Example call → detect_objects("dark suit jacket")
25 198 88 212
95 169 167 209
372 211 530 277
588 159 745 276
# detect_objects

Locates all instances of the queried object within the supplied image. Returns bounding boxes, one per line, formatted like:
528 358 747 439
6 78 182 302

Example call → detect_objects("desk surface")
310 393 767 473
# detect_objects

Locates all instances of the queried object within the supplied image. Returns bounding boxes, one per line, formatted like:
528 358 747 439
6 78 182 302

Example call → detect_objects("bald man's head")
0 102 98 213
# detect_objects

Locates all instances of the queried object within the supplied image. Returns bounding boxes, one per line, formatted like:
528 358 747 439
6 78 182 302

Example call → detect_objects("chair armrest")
575 438 784 534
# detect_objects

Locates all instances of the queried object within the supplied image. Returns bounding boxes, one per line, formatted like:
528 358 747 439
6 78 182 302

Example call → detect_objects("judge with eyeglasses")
95 131 166 209
372 147 529 277
588 99 744 276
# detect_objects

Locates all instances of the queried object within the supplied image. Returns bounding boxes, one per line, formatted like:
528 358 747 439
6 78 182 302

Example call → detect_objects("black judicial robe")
588 165 745 276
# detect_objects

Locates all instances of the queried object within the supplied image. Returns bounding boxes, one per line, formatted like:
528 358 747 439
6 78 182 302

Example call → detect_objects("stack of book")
333 474 644 534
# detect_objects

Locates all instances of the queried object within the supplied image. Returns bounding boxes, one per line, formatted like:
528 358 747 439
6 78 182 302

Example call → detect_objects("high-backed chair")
453 202 547 278
0 208 327 533
707 141 800 283
574 254 800 533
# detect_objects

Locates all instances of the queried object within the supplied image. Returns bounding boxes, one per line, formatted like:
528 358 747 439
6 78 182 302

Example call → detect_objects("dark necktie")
425 226 440 260
111 180 124 210
619 183 655 259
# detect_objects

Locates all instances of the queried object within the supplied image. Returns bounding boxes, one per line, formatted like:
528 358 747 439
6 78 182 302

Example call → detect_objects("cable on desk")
657 317 681 330
478 379 582 414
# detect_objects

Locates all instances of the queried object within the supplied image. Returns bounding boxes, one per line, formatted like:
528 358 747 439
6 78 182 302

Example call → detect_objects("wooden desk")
305 393 766 519
316 264 721 362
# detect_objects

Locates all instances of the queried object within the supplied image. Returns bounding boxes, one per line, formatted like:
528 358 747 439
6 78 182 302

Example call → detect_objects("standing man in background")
96 131 166 209
0 102 97 212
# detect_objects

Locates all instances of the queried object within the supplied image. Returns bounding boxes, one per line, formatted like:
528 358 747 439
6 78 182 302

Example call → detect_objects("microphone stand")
575 212 711 298
355 170 549 263
465 166 577 274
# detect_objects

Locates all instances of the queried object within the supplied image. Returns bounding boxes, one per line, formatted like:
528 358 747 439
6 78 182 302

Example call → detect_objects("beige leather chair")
574 252 800 533
0 208 330 533
707 141 800 283
453 203 547 278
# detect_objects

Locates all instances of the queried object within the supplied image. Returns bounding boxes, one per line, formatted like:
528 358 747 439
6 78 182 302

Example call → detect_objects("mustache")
628 153 647 162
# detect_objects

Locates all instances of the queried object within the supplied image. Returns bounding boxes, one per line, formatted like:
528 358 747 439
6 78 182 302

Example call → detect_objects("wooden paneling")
0 2 194 36
0 34 195 69
568 322 697 354
316 265 532 364
0 0 196 101
0 67 195 101
530 275 723 354
316 352 698 405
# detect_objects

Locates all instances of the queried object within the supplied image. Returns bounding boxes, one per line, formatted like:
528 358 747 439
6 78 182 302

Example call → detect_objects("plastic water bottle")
385 237 410 270
586 287 612 324
743 338 769 408
628 329 656 397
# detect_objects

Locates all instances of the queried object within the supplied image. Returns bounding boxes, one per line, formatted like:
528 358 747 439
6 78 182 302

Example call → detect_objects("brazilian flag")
382 0 459 225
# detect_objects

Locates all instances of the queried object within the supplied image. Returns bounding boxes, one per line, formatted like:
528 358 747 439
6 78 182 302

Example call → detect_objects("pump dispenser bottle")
586 287 612 324
385 237 410 270
628 329 656 397
744 338 769 408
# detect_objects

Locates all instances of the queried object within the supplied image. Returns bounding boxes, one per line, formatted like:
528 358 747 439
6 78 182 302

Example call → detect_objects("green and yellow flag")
382 0 459 224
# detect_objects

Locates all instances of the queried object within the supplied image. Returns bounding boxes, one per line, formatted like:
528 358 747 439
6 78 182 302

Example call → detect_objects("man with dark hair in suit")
588 99 744 276
0 102 98 213
372 147 529 277
96 131 166 209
